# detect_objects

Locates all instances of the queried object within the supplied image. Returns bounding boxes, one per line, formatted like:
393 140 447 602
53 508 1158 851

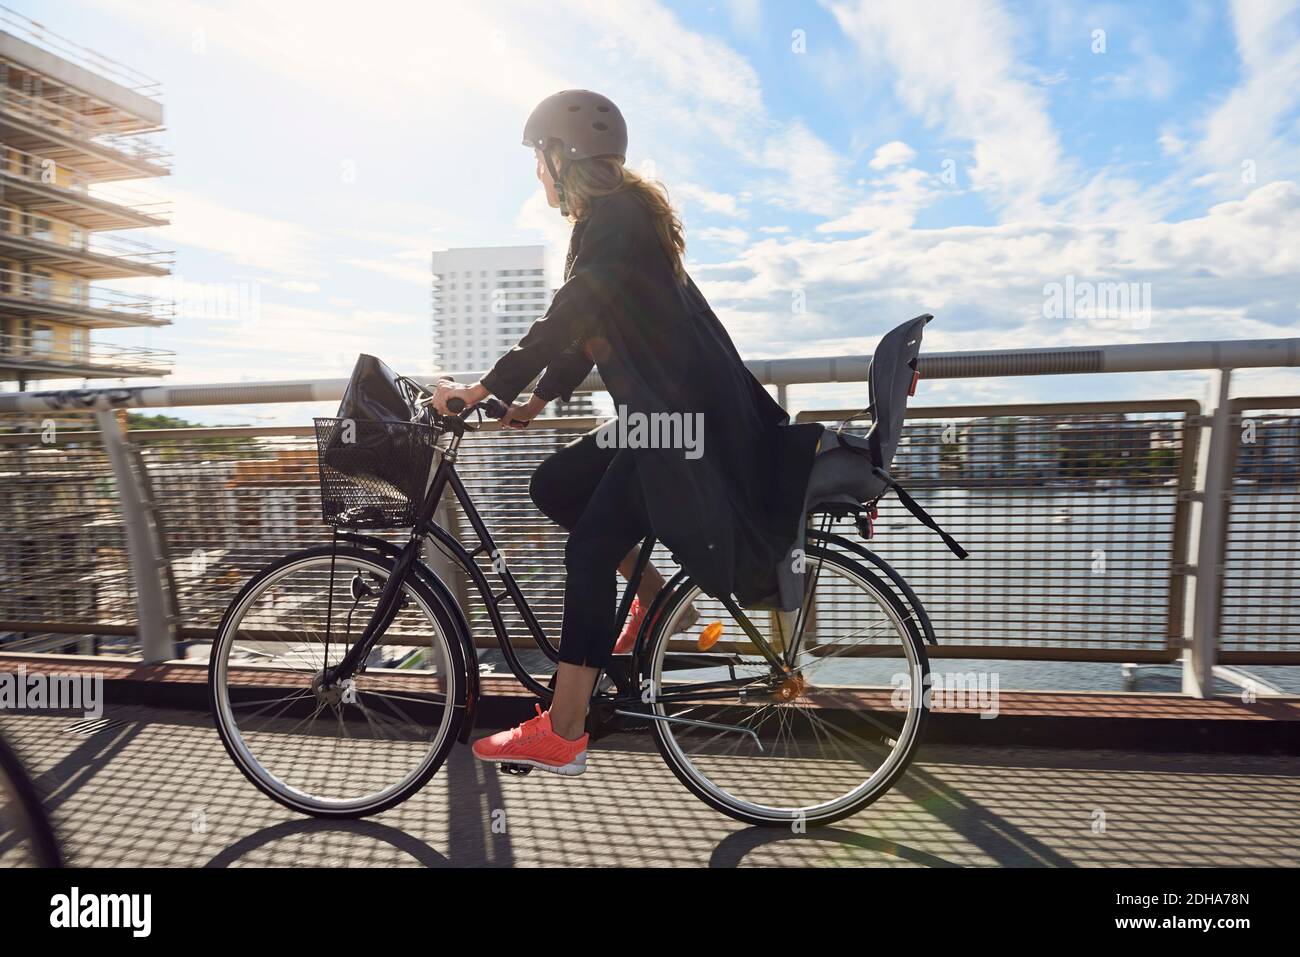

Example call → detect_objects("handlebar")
446 395 511 420
406 375 522 427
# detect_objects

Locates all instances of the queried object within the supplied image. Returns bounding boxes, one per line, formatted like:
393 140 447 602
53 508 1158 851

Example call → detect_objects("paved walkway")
4 704 1299 867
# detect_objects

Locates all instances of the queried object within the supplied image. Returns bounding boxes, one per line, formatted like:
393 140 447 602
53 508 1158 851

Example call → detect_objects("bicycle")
209 339 945 828
0 728 63 867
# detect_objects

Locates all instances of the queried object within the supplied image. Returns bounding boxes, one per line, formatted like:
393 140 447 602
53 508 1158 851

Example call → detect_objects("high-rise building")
432 245 547 377
0 10 172 391
432 244 595 415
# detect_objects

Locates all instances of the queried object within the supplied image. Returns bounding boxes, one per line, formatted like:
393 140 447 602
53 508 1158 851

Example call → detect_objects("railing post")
426 486 472 636
1182 370 1233 697
96 409 175 663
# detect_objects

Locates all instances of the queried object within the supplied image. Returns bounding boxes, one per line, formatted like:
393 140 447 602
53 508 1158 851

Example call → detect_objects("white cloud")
696 226 750 246
1091 34 1176 100
95 0 567 118
564 0 851 215
755 121 852 216
826 0 1067 218
342 258 432 286
818 166 942 233
153 184 325 279
675 181 745 217
1158 129 1189 157
868 141 916 170
1193 0 1300 193
699 181 1300 363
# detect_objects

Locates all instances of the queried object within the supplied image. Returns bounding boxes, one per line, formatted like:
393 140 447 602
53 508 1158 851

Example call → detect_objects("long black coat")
480 189 824 608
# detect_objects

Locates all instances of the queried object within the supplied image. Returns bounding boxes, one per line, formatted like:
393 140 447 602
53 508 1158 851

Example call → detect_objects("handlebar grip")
443 395 513 421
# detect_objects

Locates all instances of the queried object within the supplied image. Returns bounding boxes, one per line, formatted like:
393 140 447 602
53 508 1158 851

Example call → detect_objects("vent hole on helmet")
596 105 610 112
592 121 608 131
567 105 581 112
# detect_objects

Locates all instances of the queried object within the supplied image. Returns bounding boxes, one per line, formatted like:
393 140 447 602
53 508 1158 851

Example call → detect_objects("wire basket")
314 417 440 529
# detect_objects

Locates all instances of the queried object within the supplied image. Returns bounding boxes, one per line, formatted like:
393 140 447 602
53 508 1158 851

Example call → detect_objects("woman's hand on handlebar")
501 394 546 429
422 379 488 416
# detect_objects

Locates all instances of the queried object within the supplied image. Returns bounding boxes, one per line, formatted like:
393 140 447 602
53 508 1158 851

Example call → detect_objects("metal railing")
0 201 173 270
0 83 170 169
0 265 173 323
795 401 1197 661
0 144 171 221
0 331 172 377
1221 397 1300 661
0 5 163 98
0 336 1298 698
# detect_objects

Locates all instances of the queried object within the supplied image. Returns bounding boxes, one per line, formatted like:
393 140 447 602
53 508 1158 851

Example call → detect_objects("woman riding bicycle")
427 89 823 776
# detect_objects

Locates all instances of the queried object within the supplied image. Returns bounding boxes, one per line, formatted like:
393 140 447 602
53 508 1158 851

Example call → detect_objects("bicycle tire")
0 731 63 867
640 543 930 828
209 543 468 819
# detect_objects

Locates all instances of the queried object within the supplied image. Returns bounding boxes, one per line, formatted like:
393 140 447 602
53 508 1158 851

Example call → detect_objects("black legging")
529 424 650 668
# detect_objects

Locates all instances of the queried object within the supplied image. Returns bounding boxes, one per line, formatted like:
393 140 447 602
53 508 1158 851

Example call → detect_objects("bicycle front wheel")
641 544 929 828
209 544 466 818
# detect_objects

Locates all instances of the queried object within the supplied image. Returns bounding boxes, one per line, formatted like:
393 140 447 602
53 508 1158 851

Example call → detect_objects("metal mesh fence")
798 402 1197 659
1221 401 1300 657
0 413 132 655
448 418 623 648
3 399 1297 663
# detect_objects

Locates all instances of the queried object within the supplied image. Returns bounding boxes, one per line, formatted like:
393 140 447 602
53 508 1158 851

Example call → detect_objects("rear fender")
806 528 938 646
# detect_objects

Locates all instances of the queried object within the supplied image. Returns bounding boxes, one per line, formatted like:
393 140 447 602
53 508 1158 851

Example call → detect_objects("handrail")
2 388 1297 694
0 84 170 166
0 264 173 320
1 336 1296 414
0 331 172 373
0 5 162 96
0 201 172 267
0 143 171 218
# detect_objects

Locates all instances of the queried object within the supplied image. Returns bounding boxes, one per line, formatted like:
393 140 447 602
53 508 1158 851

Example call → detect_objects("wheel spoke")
211 550 460 814
647 545 926 824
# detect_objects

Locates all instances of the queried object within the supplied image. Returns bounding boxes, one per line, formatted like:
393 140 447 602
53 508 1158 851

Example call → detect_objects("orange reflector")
697 621 724 651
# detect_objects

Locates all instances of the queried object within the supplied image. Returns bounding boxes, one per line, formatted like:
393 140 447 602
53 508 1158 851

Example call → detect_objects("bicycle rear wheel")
209 544 466 818
640 544 928 828
0 732 62 867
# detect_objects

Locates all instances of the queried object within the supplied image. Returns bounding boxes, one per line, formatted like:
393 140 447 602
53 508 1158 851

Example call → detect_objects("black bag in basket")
319 355 433 519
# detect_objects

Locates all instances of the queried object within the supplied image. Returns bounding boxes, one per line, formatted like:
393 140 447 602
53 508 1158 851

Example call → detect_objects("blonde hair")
548 145 686 283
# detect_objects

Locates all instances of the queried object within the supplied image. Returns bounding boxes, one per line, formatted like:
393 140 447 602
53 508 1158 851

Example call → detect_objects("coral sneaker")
613 597 701 655
613 597 649 655
472 704 588 776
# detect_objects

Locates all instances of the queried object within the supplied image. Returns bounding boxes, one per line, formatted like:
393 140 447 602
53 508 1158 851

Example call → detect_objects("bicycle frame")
322 412 665 702
321 408 902 716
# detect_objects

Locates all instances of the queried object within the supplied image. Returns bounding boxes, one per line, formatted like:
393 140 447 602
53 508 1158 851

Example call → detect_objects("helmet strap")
542 147 571 217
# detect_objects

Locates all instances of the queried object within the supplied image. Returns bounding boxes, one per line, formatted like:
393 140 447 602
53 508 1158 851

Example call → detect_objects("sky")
19 0 1300 424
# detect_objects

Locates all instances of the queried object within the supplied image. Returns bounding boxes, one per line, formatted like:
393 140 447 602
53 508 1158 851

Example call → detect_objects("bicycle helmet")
523 89 627 215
